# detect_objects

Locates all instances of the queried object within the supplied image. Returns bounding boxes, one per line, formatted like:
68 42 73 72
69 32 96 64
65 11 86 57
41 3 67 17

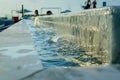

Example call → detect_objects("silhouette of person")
34 10 39 16
92 0 97 8
46 11 53 15
84 0 91 9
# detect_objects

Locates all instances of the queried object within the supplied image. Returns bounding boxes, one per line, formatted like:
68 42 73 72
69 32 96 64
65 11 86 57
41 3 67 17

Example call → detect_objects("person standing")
34 10 39 16
85 0 91 9
92 0 97 8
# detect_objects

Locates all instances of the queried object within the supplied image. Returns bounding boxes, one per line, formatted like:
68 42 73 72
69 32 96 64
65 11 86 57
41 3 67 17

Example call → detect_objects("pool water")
27 21 102 69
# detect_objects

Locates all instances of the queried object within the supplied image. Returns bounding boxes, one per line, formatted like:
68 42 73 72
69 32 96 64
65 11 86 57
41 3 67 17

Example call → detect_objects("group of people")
34 10 53 16
83 0 97 9
34 0 97 16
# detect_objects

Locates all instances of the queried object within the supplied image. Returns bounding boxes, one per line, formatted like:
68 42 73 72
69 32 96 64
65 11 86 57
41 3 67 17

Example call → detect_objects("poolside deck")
0 20 42 80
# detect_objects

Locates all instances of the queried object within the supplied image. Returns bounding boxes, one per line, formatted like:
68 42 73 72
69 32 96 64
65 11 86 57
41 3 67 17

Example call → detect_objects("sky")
0 0 120 17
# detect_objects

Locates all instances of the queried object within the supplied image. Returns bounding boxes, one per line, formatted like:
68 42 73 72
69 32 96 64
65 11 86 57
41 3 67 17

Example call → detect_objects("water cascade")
34 6 120 65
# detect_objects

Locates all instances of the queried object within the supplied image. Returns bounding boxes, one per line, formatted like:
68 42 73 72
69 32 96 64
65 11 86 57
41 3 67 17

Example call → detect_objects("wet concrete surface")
0 19 120 80
0 20 42 80
21 65 120 80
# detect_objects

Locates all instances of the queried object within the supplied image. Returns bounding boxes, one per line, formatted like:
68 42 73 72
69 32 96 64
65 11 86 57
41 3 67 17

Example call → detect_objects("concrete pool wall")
34 6 120 64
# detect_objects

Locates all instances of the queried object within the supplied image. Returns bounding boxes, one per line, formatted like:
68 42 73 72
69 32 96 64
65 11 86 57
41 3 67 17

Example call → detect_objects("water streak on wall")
34 6 120 64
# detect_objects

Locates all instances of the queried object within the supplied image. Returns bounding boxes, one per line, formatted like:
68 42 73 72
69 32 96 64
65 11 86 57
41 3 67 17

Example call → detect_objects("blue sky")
0 0 120 16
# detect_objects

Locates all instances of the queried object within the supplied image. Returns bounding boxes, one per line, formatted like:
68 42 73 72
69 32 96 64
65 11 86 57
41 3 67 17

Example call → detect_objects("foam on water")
27 21 104 68
28 23 80 68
